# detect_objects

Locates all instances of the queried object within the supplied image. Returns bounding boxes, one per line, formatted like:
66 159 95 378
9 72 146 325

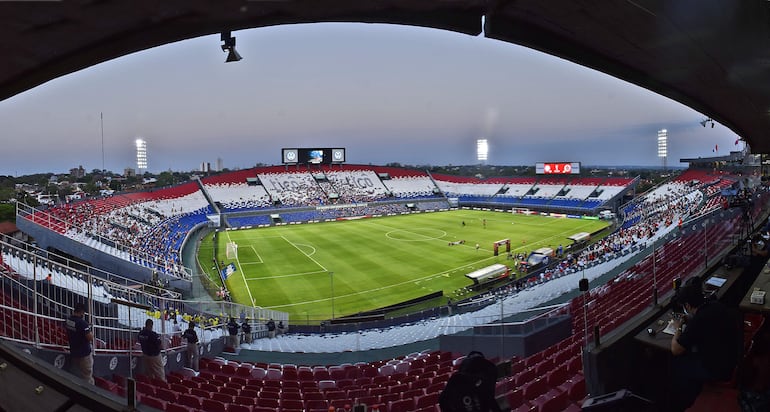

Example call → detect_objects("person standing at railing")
227 317 239 349
241 319 252 344
137 319 165 382
65 302 94 385
266 318 276 338
182 322 199 371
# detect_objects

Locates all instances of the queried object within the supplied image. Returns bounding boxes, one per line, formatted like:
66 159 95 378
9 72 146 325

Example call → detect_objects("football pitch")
198 210 609 322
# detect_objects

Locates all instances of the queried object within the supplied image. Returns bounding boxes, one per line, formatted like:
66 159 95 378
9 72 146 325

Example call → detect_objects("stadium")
2 3 770 412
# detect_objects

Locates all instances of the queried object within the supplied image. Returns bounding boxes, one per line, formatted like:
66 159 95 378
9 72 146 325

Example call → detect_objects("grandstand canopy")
4 1 770 152
680 152 747 163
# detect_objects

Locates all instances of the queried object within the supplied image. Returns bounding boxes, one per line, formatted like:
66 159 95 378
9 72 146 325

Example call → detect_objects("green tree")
83 182 98 195
0 187 15 202
156 171 175 187
109 180 122 191
17 192 39 207
0 203 14 221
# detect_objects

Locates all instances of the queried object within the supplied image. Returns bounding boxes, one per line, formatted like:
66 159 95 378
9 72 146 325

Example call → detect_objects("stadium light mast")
135 138 148 171
477 139 489 164
657 129 668 171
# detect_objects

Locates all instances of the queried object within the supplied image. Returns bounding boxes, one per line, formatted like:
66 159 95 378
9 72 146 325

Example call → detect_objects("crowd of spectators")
382 175 438 198
30 167 719 287
47 192 210 278
325 170 390 203
258 172 329 206
489 178 707 294
204 183 272 211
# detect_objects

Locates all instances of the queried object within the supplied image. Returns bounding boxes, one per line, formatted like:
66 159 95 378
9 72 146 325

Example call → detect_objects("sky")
0 23 744 176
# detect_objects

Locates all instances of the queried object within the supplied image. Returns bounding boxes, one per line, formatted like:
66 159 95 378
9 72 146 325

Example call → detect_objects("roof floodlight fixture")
658 129 668 171
135 138 147 170
700 117 714 128
657 129 668 157
220 31 242 63
477 139 489 162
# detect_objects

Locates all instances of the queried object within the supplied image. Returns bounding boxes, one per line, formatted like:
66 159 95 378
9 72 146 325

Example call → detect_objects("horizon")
5 163 693 180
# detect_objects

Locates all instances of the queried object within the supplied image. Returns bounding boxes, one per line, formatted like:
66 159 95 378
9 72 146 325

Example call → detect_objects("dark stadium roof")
3 1 770 152
680 151 747 163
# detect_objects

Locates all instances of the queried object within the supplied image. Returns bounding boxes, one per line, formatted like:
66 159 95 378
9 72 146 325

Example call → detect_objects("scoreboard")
282 148 345 165
536 162 581 175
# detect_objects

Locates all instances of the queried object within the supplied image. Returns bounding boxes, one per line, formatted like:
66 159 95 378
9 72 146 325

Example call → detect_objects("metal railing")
0 235 288 354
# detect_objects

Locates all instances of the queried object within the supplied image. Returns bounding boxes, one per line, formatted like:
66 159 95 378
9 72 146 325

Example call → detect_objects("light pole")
330 271 335 320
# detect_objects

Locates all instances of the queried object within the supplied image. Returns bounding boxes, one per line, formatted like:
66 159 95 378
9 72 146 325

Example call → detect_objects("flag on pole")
712 144 718 153
221 263 237 280
735 138 740 145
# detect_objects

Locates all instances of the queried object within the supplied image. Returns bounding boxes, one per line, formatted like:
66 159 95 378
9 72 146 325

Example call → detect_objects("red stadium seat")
140 395 166 410
414 392 440 410
201 399 227 411
240 388 259 398
211 392 233 403
155 388 178 403
234 395 257 406
257 397 279 409
166 404 193 412
304 399 328 411
318 380 337 391
250 367 267 380
389 398 416 412
512 402 537 412
177 394 202 409
522 378 548 401
313 366 331 381
280 398 304 410
505 388 524 410
230 405 257 412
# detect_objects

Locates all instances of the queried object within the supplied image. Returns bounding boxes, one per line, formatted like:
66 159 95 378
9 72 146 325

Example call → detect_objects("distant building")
216 158 223 172
69 165 85 179
200 162 211 173
124 167 136 177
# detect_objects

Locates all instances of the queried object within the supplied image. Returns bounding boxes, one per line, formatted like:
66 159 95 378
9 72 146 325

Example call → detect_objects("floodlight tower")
136 138 148 171
477 139 489 164
657 129 668 171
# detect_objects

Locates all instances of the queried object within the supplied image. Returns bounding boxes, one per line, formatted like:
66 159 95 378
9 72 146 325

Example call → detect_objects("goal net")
225 241 238 260
493 239 511 256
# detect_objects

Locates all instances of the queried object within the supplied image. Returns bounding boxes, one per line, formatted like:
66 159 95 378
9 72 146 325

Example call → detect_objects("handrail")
0 235 288 353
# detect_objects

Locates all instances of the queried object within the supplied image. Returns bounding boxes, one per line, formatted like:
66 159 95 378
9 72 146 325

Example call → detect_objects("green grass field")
198 210 609 322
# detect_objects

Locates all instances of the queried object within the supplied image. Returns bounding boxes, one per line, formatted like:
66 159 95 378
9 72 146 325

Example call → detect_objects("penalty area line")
244 270 327 280
226 231 256 307
281 235 327 272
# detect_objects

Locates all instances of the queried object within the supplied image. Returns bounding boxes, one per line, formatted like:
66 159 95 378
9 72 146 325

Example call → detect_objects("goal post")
225 241 238 260
493 239 511 256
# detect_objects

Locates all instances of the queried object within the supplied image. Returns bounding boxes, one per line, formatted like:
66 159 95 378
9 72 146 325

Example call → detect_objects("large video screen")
536 162 581 175
281 148 345 165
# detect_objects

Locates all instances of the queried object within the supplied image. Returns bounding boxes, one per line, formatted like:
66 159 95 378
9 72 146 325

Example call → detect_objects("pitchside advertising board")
282 148 346 165
535 162 581 175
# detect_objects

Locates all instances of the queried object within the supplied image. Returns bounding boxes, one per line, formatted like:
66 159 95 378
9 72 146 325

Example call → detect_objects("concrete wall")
439 315 572 359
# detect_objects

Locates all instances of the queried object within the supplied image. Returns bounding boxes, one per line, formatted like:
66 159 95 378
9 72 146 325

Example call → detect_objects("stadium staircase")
194 175 221 215
424 170 448 200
